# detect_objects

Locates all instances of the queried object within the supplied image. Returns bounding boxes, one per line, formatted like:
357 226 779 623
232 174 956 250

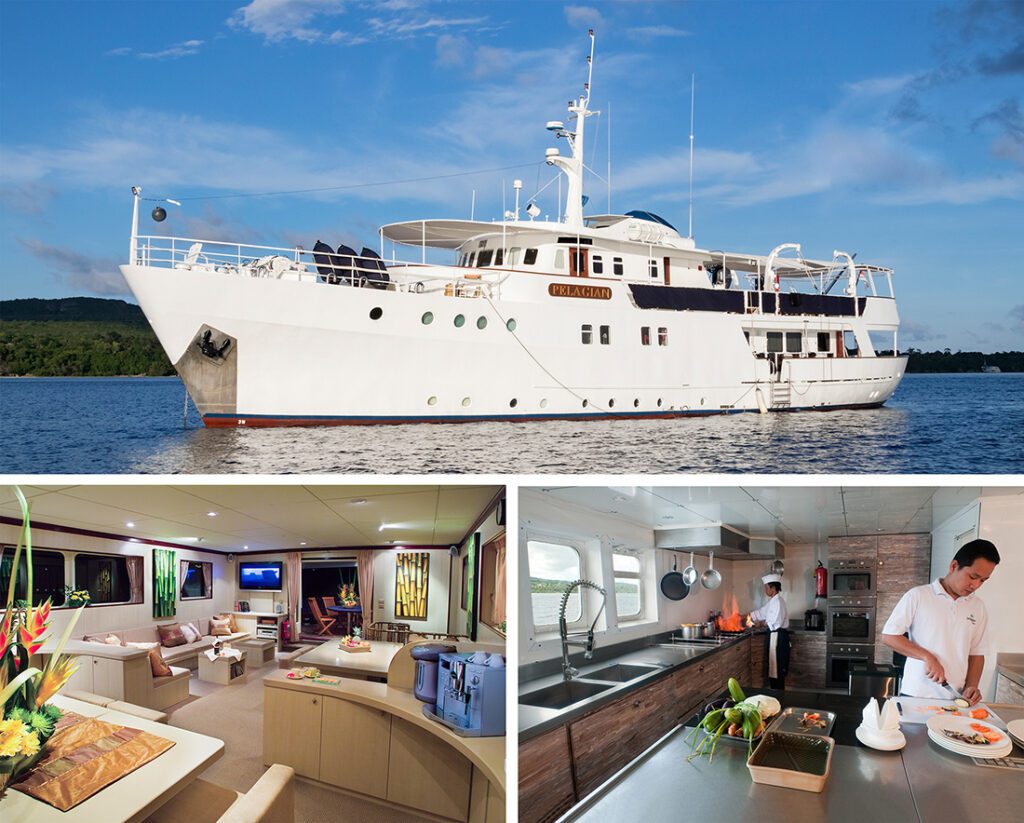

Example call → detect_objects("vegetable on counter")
687 680 779 762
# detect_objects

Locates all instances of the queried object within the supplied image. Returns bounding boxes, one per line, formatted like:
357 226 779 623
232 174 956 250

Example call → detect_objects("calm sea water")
1 374 1021 474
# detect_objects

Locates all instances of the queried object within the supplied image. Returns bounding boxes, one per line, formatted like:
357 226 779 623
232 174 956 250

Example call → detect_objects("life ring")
464 272 481 280
773 275 780 294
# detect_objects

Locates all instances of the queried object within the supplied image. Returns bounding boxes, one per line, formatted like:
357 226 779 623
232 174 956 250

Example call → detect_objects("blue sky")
1 0 1022 351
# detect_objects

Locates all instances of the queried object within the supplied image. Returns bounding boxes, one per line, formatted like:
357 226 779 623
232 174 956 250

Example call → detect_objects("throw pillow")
84 633 121 645
180 622 201 643
217 613 239 633
104 634 123 645
209 617 232 637
157 623 186 647
125 641 157 650
148 647 172 677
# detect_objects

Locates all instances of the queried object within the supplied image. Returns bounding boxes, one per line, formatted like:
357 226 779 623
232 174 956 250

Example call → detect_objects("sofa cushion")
122 626 160 645
210 617 232 637
83 633 123 646
217 613 240 633
180 622 202 643
157 623 187 647
149 647 173 677
126 641 158 651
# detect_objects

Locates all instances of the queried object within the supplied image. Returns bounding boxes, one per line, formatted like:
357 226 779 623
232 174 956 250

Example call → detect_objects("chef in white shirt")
750 573 790 689
881 539 1000 706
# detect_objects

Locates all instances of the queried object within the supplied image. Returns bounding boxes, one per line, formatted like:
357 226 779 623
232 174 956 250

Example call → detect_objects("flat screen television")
239 561 283 592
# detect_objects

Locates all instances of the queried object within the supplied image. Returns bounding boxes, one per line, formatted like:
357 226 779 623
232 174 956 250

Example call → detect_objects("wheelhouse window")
581 324 593 344
74 553 135 605
658 327 668 346
817 332 831 352
613 257 624 276
766 332 784 353
613 553 642 620
641 326 651 346
477 249 494 268
592 254 604 275
180 559 213 600
467 251 477 267
600 325 611 345
494 248 504 266
528 539 584 630
786 332 802 353
523 248 539 265
0 547 66 606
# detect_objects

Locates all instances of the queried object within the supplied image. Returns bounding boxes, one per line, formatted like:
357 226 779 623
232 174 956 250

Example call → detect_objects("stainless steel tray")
768 707 836 737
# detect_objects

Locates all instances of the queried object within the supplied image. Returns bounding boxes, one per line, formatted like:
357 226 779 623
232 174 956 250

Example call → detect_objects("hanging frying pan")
682 552 699 586
660 553 690 601
701 551 722 590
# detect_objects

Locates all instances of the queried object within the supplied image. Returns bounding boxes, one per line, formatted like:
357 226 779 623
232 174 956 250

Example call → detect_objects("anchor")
197 329 232 360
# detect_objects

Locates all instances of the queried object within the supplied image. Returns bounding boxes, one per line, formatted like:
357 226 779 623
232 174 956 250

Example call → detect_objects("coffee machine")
428 651 505 737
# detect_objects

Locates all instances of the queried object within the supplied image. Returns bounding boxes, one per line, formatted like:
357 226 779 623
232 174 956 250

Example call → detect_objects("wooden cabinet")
995 674 1024 705
387 716 472 821
92 656 125 699
519 726 576 823
66 654 95 692
569 673 675 797
750 635 767 689
874 534 930 663
828 535 878 560
263 688 322 778
319 696 391 798
788 633 826 688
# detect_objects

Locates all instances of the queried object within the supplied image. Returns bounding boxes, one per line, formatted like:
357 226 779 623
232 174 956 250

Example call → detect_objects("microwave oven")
828 557 876 597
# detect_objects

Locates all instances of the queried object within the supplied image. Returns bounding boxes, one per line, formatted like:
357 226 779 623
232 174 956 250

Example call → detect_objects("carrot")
969 708 989 720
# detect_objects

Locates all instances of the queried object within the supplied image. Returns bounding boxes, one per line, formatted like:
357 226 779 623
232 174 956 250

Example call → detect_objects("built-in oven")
826 642 874 690
827 596 876 643
828 557 876 597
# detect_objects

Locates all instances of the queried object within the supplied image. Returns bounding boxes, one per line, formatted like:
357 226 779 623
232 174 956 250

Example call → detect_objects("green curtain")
153 548 176 618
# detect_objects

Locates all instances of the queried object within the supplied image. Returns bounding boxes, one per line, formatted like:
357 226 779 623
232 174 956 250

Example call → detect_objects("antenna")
470 189 476 221
585 29 595 106
608 101 612 212
688 74 695 240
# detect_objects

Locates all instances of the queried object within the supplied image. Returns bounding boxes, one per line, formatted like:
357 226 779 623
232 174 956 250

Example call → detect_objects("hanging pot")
700 551 722 590
660 553 690 601
682 552 699 586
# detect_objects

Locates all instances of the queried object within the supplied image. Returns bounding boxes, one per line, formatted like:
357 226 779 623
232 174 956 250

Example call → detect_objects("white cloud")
565 6 603 28
626 25 690 40
106 40 205 60
435 33 468 68
228 0 347 44
20 239 128 296
872 172 1024 205
844 73 919 97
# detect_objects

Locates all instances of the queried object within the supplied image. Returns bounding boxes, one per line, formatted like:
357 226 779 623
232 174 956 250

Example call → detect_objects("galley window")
523 248 539 265
528 539 585 631
786 332 802 353
494 248 504 266
641 326 651 346
180 559 213 600
592 254 604 275
1 546 66 606
817 331 831 352
613 553 643 620
600 325 611 345
74 552 143 605
581 324 593 345
476 249 494 268
658 327 668 346
613 257 624 276
766 332 784 353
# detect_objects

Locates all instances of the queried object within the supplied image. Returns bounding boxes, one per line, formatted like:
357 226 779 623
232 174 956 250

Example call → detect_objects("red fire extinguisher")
814 561 827 598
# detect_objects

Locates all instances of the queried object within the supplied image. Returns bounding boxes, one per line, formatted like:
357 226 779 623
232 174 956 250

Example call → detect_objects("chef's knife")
941 681 969 705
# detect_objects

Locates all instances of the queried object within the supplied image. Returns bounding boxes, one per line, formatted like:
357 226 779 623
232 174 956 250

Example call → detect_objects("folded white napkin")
880 699 901 731
861 697 902 734
861 697 881 730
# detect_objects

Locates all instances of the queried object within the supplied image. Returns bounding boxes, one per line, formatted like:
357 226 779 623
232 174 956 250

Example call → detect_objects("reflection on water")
2 374 1022 474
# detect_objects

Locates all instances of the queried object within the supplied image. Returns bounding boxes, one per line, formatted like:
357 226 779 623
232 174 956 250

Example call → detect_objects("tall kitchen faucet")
559 579 607 680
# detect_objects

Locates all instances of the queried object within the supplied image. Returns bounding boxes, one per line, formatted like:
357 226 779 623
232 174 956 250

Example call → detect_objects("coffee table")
197 651 247 685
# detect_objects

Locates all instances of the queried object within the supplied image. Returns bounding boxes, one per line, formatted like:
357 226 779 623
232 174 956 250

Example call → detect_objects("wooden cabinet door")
787 635 826 688
569 675 675 798
519 725 575 823
875 534 931 662
66 654 94 693
750 636 767 689
387 717 472 821
263 688 323 778
92 656 124 700
318 696 391 798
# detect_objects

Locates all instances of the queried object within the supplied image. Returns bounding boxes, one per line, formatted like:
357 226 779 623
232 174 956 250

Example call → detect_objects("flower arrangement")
63 587 90 609
337 583 359 608
1 488 85 798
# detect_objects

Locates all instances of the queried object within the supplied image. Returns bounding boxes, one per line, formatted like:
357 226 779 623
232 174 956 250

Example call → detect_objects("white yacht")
120 32 906 428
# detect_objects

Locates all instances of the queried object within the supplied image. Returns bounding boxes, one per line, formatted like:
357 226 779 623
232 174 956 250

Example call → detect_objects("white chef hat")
762 573 782 585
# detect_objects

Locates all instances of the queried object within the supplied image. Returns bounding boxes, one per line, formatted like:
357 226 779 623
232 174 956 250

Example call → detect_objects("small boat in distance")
120 31 906 428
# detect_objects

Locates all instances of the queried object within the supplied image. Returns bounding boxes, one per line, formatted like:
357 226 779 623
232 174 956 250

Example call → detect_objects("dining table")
2 695 224 823
325 604 362 636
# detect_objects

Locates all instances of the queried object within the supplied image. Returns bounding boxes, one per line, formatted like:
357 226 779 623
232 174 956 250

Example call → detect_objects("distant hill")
1 298 173 376
905 350 1023 373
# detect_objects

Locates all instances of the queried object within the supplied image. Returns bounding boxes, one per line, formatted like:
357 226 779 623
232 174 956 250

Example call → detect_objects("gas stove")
662 629 755 647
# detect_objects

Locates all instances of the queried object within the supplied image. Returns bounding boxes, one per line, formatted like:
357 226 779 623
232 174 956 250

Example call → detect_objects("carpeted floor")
167 660 435 822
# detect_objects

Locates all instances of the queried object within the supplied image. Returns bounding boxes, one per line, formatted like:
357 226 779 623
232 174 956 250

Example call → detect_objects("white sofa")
94 617 250 668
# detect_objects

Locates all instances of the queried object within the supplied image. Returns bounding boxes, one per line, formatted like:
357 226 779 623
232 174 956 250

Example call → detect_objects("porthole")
510 399 518 408
657 398 663 407
421 311 434 325
633 398 640 408
461 397 471 407
506 318 517 332
608 399 615 408
540 398 548 409
454 314 465 327
369 307 383 320
477 316 487 329
701 397 705 406
427 396 438 406
582 399 589 408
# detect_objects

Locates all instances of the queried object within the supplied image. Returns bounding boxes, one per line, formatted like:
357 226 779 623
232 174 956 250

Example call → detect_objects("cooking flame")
716 595 748 632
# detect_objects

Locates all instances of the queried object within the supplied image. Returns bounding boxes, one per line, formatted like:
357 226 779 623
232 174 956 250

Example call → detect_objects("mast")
688 75 695 239
546 29 598 230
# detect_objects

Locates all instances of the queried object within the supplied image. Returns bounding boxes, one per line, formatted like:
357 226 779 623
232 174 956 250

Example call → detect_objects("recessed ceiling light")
207 511 217 517
661 515 674 521
181 537 199 542
243 545 249 550
351 498 367 505
129 537 140 542
300 542 307 546
126 522 135 528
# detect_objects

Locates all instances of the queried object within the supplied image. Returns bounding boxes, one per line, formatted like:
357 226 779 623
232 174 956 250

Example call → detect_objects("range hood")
654 525 783 559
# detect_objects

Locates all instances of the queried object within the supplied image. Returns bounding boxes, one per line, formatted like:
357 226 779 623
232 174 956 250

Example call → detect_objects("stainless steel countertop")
519 634 756 740
560 704 1024 823
996 658 1024 688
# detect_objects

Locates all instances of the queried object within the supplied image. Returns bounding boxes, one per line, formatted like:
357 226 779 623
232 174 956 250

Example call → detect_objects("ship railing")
132 235 502 298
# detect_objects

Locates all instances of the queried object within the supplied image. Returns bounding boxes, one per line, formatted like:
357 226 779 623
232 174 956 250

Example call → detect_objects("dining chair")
307 597 336 636
321 595 337 609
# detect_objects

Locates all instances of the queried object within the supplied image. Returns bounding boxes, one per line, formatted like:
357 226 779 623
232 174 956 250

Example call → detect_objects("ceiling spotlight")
207 511 217 517
300 542 307 546
243 545 249 550
126 521 135 528
351 498 367 505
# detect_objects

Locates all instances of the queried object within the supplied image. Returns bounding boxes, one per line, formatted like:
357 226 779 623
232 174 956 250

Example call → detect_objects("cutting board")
896 696 1004 727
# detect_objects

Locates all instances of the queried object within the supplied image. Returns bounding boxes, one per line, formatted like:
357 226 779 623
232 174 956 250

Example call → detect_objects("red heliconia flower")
0 609 14 659
18 601 50 655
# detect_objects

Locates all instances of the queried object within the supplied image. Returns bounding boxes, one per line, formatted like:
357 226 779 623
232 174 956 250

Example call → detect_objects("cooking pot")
679 623 707 640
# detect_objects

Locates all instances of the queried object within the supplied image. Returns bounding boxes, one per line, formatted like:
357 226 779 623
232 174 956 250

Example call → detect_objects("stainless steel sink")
582 663 661 682
519 680 614 709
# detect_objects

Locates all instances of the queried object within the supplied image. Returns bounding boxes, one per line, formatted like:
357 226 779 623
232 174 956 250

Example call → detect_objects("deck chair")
312 240 345 283
307 597 336 636
357 247 391 289
174 242 204 270
321 596 337 609
335 244 357 284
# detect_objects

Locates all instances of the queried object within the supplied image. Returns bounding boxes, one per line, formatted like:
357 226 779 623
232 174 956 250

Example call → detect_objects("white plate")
1007 719 1024 748
926 715 1013 758
856 725 906 751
